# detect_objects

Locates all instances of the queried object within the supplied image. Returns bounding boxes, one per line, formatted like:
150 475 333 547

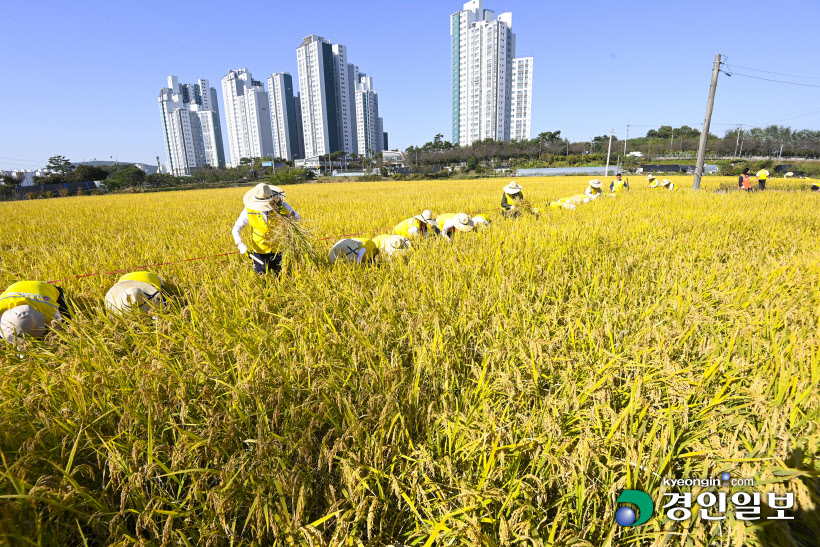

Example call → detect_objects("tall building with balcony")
450 0 533 146
296 35 340 158
354 76 385 157
158 76 225 176
267 72 300 161
510 57 533 141
221 69 274 166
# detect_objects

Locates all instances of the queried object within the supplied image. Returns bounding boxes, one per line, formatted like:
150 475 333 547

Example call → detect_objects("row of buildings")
159 36 387 175
158 1 535 176
451 0 533 146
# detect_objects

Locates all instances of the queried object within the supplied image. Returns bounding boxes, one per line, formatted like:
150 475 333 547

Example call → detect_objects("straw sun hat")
328 239 363 264
504 181 523 194
588 179 603 189
105 280 164 314
243 183 285 212
448 213 474 232
0 305 47 347
379 235 412 256
414 209 436 225
661 179 672 186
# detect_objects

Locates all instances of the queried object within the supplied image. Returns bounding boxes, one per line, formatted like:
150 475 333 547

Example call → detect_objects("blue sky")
1 0 819 170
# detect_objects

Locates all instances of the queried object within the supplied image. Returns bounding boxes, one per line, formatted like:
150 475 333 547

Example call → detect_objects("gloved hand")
237 243 248 255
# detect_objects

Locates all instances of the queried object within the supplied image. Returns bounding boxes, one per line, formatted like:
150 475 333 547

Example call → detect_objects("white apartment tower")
355 76 384 157
451 0 533 146
267 72 300 161
332 44 358 154
510 57 533 141
158 76 226 176
296 35 340 158
221 69 274 166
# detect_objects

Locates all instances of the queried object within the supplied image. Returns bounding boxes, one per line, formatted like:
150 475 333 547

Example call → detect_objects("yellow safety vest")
612 180 626 192
351 238 379 261
757 170 769 180
118 272 162 292
0 281 61 323
393 217 421 238
246 206 287 254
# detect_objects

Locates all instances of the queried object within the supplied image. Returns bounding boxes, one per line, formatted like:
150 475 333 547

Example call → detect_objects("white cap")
0 305 47 348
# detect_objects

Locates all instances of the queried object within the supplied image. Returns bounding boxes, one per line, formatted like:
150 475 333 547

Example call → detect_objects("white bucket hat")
243 183 285 212
784 172 794 179
414 209 436 225
661 179 672 186
504 182 523 194
379 235 412 256
646 174 656 180
589 179 603 189
451 213 474 232
0 305 47 347
105 280 164 314
472 215 490 227
329 239 363 264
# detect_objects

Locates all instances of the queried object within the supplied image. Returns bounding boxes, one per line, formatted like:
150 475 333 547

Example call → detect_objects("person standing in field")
756 168 770 190
585 179 604 199
105 271 166 314
739 168 752 192
501 182 524 216
232 183 301 275
610 173 629 193
393 210 438 239
437 213 474 241
0 281 70 348
647 174 659 188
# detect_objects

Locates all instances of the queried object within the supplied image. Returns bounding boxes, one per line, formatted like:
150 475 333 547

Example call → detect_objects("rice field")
1 175 819 546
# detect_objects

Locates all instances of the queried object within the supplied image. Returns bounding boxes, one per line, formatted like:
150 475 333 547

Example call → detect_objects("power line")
726 64 820 81
728 72 820 89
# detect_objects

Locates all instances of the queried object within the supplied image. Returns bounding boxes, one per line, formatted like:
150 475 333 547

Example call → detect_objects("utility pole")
604 129 614 178
623 124 630 157
156 156 161 174
693 54 722 190
779 142 784 160
734 125 743 157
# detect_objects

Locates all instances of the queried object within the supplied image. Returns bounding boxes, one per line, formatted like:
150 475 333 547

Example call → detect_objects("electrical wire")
725 64 820 81
726 71 820 89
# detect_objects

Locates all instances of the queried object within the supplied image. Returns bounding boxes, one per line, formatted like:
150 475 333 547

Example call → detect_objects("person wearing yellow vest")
660 179 677 190
328 238 378 265
756 169 770 190
610 173 629 193
373 234 412 256
501 182 524 216
548 194 590 210
472 215 491 231
436 213 474 241
393 210 437 239
585 179 604 199
647 174 659 188
104 271 166 314
0 281 70 348
232 183 300 275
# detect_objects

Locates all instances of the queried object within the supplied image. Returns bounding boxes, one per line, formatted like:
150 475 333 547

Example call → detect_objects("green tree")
106 166 145 189
67 164 108 183
46 155 74 177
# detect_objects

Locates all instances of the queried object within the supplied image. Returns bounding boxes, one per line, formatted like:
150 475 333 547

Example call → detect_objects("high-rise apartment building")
296 35 340 158
267 72 300 161
510 57 533 141
331 44 358 154
221 69 274 166
450 0 533 146
158 76 225 176
354 76 384 157
293 93 305 159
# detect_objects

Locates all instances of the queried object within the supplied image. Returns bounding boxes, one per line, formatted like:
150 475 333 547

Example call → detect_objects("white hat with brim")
105 280 164 314
243 183 285 212
414 210 436 225
785 172 794 178
452 213 474 232
647 174 656 180
0 305 47 348
504 182 523 194
472 215 490 226
379 235 412 256
589 179 603 189
329 239 363 264
661 179 672 186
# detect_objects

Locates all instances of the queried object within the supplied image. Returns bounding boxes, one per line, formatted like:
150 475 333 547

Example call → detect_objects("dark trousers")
250 253 283 275
759 180 766 190
55 286 71 319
